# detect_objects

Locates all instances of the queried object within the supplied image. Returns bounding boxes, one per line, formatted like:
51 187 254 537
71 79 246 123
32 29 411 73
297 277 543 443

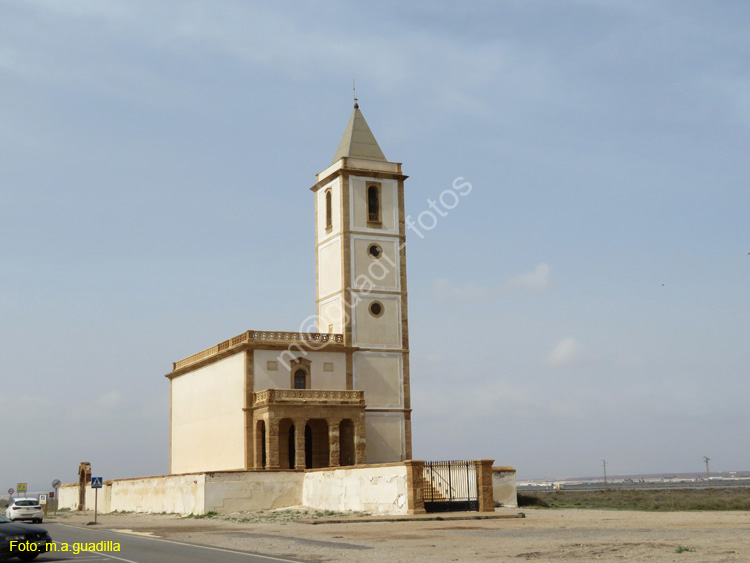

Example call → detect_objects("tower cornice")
311 158 407 192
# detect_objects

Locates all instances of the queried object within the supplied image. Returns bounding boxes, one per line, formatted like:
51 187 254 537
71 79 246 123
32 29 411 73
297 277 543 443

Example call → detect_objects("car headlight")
4 535 26 542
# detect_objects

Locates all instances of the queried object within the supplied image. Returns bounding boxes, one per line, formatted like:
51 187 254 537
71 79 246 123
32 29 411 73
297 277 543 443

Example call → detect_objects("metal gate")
422 460 478 512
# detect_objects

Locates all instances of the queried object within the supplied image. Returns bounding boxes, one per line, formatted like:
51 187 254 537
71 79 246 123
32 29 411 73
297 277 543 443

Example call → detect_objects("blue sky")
1 0 748 490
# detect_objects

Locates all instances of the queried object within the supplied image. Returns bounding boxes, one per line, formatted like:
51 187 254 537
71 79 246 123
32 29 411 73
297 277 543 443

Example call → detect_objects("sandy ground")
47 508 750 562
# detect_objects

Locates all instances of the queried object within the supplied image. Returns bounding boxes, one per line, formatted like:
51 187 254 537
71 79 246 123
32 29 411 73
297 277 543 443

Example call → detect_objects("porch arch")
305 419 330 469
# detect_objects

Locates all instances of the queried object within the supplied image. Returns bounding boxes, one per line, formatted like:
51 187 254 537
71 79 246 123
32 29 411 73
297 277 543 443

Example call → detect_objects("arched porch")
249 389 366 470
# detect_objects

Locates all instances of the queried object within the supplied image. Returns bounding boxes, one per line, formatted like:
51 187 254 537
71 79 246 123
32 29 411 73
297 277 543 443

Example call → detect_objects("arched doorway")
305 419 330 469
77 462 91 511
340 419 355 466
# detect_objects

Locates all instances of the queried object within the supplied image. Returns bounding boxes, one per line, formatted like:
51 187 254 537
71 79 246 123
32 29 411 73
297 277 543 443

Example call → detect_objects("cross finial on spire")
353 79 359 109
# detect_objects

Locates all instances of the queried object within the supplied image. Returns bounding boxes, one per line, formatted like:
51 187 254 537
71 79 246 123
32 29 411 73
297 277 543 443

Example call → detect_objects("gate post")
475 459 495 512
404 460 426 514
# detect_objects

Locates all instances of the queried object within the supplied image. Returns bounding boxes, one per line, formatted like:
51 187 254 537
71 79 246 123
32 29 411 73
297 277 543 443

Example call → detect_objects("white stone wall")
109 474 206 514
170 352 246 474
351 235 400 290
353 352 403 407
364 413 406 463
204 471 304 513
254 349 347 392
317 178 341 241
349 176 398 232
302 464 409 514
318 296 343 334
351 296 402 348
492 468 518 508
57 483 79 510
317 237 342 299
61 465 412 516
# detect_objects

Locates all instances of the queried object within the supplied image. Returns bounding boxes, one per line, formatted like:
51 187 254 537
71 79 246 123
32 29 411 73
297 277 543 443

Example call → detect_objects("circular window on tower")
369 300 384 318
368 243 382 259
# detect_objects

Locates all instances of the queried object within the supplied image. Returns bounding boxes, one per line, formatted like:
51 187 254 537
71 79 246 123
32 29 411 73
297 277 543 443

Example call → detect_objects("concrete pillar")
475 459 495 512
404 460 426 514
294 418 306 470
266 419 280 470
328 418 341 468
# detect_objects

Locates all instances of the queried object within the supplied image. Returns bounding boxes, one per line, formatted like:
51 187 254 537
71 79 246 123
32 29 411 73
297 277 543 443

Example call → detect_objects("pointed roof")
332 105 387 164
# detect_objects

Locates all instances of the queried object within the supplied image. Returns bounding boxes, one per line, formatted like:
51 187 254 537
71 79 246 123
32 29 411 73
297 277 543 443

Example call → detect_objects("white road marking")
51 541 139 563
53 523 303 562
105 529 157 537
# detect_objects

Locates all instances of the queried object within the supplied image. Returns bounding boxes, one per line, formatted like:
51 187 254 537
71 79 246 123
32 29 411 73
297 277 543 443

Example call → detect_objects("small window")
325 189 333 231
367 185 380 223
267 361 278 371
368 243 382 258
324 362 334 372
369 301 384 317
294 370 307 389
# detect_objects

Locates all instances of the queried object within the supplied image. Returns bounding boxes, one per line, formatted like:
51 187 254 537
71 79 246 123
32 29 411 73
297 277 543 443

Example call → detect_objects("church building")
167 102 413 474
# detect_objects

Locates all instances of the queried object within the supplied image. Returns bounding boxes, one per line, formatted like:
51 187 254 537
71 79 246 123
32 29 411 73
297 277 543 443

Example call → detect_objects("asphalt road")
23 522 308 563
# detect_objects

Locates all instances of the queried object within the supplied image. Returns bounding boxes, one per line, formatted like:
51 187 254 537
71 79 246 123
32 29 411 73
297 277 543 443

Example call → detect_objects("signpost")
51 480 61 515
91 477 103 524
7 488 13 496
17 483 27 496
39 494 48 517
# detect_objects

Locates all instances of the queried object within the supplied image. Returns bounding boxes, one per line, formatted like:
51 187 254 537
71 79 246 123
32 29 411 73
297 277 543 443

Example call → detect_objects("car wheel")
19 553 39 561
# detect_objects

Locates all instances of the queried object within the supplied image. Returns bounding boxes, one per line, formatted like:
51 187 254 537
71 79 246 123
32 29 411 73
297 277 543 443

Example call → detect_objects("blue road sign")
91 477 103 489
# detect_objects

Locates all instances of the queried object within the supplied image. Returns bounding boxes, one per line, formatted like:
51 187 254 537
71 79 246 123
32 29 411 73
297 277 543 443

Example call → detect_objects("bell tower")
310 101 412 462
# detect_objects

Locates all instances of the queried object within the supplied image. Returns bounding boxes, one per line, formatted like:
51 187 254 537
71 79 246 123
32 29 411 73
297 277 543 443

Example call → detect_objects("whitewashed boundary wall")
204 471 303 513
302 463 409 514
492 466 518 508
60 461 508 515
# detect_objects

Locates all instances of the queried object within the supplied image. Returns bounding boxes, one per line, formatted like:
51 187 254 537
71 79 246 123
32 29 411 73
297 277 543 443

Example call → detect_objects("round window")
368 243 382 258
369 301 384 317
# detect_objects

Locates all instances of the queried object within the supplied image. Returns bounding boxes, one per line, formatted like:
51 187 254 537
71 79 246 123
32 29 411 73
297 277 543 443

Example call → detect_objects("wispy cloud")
544 337 586 368
431 263 553 302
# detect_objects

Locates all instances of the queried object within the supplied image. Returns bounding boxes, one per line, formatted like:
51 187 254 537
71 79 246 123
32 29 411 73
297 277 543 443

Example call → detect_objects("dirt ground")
50 507 750 562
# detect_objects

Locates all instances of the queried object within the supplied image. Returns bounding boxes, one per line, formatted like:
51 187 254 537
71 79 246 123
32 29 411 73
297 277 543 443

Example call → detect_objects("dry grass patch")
519 488 750 511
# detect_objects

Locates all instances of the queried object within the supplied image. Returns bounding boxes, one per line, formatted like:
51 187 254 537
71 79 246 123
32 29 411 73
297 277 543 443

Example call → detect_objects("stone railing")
253 389 365 407
173 330 344 371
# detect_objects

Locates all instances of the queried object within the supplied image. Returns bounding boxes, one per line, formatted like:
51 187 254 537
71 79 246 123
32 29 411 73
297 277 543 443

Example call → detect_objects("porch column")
354 414 367 465
266 418 280 470
328 418 341 468
253 417 264 470
294 418 306 470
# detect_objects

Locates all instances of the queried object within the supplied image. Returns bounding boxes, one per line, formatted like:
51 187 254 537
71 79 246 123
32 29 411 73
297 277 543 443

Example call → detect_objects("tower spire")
331 101 387 164
353 79 359 109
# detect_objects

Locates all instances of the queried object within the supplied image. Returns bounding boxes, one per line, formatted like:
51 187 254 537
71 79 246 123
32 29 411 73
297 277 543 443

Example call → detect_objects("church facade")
167 103 413 474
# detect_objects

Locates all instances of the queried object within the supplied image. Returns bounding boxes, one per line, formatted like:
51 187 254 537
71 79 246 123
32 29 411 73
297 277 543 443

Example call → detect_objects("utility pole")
704 456 711 486
602 459 608 490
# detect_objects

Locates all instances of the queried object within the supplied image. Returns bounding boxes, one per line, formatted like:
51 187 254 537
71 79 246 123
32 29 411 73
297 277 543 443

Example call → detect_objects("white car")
5 498 43 523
